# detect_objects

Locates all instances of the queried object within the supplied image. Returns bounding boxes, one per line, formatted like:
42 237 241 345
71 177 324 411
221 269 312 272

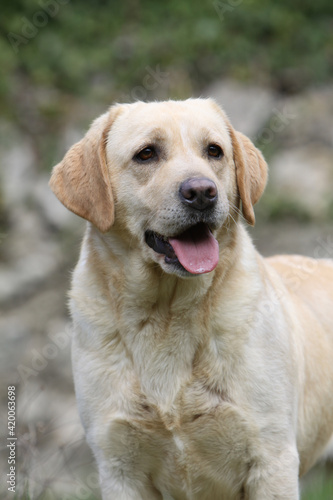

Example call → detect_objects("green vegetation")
1 0 333 112
0 0 331 178
302 465 333 500
0 0 332 176
258 194 313 223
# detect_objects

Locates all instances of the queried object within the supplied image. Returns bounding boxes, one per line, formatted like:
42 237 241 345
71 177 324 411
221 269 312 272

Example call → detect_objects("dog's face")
50 99 267 277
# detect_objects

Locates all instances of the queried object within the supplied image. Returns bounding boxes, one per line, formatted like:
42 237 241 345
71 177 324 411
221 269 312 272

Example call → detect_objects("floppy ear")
229 127 268 226
49 108 119 233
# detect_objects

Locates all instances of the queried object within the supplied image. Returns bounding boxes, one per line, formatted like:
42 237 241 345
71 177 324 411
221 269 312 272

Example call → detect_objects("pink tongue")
169 224 219 275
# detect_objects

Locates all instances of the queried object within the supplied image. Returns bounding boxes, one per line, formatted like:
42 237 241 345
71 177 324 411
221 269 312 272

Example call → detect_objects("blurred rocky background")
0 1 333 498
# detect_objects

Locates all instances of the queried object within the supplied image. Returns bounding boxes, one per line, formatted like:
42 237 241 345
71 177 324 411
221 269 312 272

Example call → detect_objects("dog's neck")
74 222 260 415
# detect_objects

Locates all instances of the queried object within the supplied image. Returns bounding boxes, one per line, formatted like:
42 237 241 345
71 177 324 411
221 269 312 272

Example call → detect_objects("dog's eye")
135 147 156 162
207 144 223 158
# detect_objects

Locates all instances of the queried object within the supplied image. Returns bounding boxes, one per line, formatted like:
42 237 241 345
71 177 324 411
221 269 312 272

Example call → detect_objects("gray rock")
203 79 278 137
34 174 79 230
268 145 333 218
0 246 60 306
276 86 333 148
1 139 35 207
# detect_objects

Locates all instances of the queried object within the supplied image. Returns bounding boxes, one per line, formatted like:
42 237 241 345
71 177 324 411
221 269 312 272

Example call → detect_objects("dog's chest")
98 292 255 497
127 380 252 499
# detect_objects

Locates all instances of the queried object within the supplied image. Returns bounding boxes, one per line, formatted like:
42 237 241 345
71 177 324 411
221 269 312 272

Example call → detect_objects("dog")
49 99 333 499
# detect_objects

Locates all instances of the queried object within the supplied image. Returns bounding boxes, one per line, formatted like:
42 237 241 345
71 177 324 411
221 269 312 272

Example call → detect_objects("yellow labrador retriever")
50 99 333 500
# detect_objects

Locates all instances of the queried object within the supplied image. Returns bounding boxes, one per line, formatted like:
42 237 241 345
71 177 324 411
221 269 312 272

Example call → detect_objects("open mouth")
145 223 219 275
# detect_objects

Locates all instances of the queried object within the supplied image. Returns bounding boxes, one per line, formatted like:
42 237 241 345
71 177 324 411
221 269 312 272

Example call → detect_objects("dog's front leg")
96 459 163 500
89 419 164 500
99 472 162 500
245 445 300 500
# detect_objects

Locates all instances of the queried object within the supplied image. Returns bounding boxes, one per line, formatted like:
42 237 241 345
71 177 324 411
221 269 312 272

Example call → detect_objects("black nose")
179 177 218 211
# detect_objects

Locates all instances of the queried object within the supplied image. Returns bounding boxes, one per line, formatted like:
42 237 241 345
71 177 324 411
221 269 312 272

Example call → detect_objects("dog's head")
50 99 267 277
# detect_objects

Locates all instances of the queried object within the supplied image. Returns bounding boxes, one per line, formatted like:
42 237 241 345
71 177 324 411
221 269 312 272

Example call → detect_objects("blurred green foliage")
302 464 333 500
1 0 332 176
258 194 313 223
1 0 333 115
0 0 332 178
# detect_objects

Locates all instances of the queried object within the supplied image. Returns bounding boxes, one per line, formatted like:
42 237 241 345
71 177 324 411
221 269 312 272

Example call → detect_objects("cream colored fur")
50 99 333 500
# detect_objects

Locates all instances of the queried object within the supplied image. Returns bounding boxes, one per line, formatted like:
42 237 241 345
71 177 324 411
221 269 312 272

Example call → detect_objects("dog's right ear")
49 107 120 233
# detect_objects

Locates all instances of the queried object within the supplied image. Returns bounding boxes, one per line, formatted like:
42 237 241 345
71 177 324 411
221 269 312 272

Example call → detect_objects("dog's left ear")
229 127 268 226
49 107 120 233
